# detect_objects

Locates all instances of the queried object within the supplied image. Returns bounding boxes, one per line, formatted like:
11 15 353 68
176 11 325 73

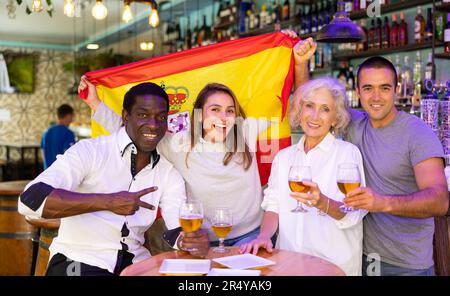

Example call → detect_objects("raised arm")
293 37 317 90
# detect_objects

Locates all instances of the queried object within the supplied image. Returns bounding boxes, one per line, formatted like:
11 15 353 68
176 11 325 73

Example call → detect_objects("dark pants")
362 254 435 276
46 250 134 276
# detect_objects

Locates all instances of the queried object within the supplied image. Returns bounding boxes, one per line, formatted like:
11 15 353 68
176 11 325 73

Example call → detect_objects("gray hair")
289 77 351 137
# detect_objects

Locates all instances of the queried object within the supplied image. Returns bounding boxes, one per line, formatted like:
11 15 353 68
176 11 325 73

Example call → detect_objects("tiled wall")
0 48 91 162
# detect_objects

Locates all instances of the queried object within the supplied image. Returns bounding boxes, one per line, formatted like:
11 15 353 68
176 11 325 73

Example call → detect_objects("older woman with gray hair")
240 77 367 276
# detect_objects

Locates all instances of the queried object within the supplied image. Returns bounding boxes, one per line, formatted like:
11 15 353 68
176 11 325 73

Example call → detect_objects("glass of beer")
211 208 233 253
288 165 312 213
179 200 204 251
337 163 361 213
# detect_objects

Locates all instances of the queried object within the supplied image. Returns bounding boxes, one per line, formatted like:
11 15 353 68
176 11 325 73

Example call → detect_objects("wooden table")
120 247 345 276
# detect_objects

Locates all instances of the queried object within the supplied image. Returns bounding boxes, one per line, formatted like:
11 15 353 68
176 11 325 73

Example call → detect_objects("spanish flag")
84 32 297 186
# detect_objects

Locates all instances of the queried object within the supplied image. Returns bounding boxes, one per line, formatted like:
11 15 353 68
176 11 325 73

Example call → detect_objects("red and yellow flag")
85 32 297 185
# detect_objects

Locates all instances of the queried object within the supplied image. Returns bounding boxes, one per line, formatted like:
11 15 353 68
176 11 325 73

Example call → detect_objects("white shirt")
93 102 271 241
261 133 367 276
18 127 186 273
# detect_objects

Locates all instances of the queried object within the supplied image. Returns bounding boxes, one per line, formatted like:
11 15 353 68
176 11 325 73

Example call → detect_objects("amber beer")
337 181 360 194
211 223 232 238
179 214 203 233
288 180 311 193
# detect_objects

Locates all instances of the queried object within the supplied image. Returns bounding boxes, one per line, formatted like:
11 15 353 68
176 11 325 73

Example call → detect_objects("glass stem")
219 238 225 249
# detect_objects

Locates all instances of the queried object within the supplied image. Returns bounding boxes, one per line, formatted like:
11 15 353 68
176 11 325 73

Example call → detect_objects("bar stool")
26 218 60 276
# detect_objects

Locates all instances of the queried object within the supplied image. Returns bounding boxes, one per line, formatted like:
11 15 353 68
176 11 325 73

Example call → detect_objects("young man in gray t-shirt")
292 40 449 276
343 57 448 275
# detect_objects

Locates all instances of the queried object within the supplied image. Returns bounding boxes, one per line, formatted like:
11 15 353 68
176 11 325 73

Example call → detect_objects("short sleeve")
261 152 282 214
409 120 445 167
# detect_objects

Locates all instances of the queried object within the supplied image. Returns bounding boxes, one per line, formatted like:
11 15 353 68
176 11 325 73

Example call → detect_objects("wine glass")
337 163 361 213
288 165 312 213
179 200 204 251
211 208 233 253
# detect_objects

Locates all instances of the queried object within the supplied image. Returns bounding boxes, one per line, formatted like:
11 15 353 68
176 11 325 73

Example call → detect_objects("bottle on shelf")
445 13 450 53
324 0 331 26
399 11 408 46
316 44 324 69
357 19 368 52
348 66 355 90
360 0 367 11
390 13 398 48
260 4 269 28
311 3 317 33
271 0 277 24
344 0 353 13
283 0 290 21
402 55 413 99
306 4 312 33
185 17 192 49
414 6 426 44
413 51 423 96
436 11 445 42
375 18 382 50
382 16 390 49
394 55 403 99
317 1 323 31
353 0 359 12
425 52 433 82
425 8 433 43
368 19 375 50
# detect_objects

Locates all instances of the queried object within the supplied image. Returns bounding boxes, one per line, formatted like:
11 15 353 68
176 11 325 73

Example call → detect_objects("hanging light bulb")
147 42 154 51
122 2 133 23
92 0 108 20
64 0 75 17
31 0 44 12
140 42 148 51
87 43 100 50
149 8 159 27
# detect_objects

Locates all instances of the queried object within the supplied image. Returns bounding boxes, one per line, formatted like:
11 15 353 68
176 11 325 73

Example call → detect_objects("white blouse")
93 102 272 241
261 133 367 276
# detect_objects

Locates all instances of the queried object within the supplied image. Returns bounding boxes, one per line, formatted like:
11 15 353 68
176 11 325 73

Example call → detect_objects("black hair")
356 56 398 88
123 82 169 113
57 104 74 119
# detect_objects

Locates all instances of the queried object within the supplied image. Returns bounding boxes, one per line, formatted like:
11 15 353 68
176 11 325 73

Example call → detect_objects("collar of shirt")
297 132 336 154
117 127 160 171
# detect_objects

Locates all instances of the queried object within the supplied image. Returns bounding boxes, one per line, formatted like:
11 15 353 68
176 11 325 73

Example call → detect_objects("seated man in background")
41 104 76 169
19 82 208 276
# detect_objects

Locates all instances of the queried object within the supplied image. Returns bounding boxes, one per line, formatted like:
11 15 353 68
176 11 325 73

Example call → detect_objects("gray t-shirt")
346 109 444 269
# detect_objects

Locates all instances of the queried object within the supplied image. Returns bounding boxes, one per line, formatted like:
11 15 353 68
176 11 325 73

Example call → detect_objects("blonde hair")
289 77 350 137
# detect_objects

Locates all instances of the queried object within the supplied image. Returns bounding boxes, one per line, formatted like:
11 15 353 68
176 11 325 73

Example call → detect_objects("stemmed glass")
288 165 312 213
179 200 203 251
211 208 233 253
337 163 361 213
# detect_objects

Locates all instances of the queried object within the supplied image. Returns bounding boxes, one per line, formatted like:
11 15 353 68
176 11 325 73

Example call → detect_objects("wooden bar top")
120 247 346 276
0 180 31 196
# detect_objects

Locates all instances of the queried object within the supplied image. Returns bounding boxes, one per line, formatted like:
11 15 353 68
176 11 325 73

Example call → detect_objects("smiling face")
300 87 337 141
202 92 236 143
123 95 168 153
357 67 398 128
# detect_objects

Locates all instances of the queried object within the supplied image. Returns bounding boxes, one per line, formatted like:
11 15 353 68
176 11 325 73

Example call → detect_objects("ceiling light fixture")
31 0 44 12
140 42 154 51
92 0 108 20
64 0 75 17
87 43 100 50
122 1 133 23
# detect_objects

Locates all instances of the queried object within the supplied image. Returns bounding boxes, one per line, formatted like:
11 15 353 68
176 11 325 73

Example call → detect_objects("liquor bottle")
260 4 268 28
311 3 317 33
276 0 283 23
399 12 408 46
394 55 403 98
413 51 423 96
436 11 444 42
317 1 323 31
306 4 312 33
283 0 290 21
301 5 307 34
390 13 398 48
271 1 277 24
402 55 413 98
445 13 450 53
315 45 324 68
344 0 353 13
425 8 433 43
324 0 331 25
424 52 433 82
357 19 368 52
185 18 192 49
353 0 359 11
368 19 375 50
348 66 356 90
414 6 426 44
375 18 382 49
175 17 182 42
360 0 367 10
382 16 390 49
